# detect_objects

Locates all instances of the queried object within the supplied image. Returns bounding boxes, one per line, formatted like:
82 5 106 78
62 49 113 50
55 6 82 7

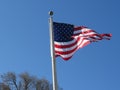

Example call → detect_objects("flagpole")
49 11 58 90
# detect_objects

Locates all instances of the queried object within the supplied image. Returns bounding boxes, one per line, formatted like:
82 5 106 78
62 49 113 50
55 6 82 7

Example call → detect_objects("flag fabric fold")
53 22 112 60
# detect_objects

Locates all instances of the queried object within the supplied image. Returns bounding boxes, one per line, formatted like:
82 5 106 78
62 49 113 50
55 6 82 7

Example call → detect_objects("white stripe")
74 28 96 35
54 39 76 45
81 28 92 32
74 29 82 34
79 39 90 48
55 43 77 52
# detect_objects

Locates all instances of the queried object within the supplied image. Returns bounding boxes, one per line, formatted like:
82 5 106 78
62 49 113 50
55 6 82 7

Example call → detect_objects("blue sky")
0 0 120 90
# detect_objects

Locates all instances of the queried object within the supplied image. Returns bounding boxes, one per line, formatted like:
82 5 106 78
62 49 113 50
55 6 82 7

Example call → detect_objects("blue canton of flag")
53 22 74 42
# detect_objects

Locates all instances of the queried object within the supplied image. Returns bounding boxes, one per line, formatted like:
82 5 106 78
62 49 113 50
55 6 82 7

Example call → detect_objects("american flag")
53 22 112 60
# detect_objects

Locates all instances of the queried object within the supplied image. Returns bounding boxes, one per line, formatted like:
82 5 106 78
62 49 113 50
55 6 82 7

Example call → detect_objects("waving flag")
53 22 112 60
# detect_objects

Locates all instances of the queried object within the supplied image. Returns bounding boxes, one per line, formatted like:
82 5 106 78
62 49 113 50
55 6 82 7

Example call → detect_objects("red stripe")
61 56 72 61
74 26 87 31
55 55 72 61
101 34 112 37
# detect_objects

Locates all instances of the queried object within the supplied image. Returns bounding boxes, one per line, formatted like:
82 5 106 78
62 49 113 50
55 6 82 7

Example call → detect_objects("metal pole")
48 11 58 90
